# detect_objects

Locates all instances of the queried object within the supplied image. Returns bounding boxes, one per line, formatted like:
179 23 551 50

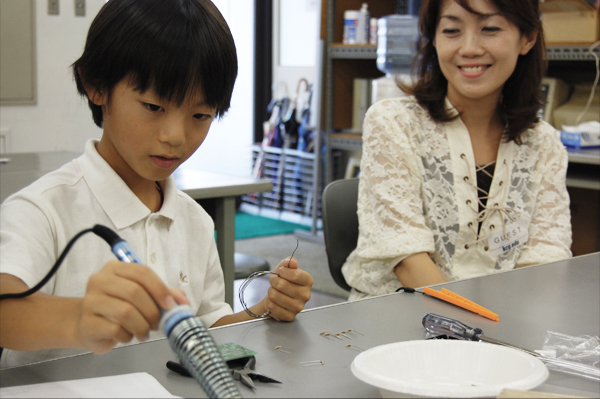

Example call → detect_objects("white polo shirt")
0 139 232 368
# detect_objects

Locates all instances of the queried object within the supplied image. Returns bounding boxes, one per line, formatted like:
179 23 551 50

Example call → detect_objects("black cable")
0 228 94 301
395 286 422 294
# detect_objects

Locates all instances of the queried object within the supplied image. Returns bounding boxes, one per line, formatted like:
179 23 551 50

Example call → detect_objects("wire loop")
238 238 300 318
238 271 278 318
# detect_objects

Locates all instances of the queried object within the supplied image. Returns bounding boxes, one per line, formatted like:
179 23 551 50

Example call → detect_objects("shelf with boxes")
322 0 599 174
322 0 403 183
329 43 600 61
319 0 600 255
323 43 600 160
329 44 376 59
547 45 600 61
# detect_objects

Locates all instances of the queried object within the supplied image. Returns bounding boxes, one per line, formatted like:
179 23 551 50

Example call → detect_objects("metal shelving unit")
320 1 600 255
329 44 377 59
319 1 600 257
547 45 600 61
328 44 600 61
324 42 600 160
323 0 401 184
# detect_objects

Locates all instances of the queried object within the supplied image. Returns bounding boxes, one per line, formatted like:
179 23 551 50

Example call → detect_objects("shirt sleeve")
188 210 233 327
0 192 58 292
342 99 435 295
197 239 234 327
518 124 572 266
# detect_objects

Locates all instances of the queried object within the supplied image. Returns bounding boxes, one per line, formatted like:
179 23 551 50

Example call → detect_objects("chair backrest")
321 178 359 292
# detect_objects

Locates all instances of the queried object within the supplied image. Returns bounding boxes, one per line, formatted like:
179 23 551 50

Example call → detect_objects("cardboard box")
541 0 599 44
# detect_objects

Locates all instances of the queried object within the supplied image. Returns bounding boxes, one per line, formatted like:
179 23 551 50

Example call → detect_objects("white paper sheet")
0 372 179 398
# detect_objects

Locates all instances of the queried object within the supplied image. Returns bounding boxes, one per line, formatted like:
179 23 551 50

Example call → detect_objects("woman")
342 0 572 300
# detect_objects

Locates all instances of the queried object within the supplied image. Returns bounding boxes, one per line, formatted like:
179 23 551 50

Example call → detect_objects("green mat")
235 212 311 240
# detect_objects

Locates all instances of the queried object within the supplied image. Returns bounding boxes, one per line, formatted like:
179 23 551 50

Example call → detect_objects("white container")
377 15 420 74
357 3 370 44
351 340 549 398
369 18 378 45
343 10 359 44
371 74 409 104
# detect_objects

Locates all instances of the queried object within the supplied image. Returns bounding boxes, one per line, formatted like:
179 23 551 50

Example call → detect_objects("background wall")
0 0 255 177
0 0 105 154
182 0 255 176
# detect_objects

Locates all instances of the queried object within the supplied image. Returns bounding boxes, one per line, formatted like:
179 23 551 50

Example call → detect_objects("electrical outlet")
48 0 59 15
74 0 85 17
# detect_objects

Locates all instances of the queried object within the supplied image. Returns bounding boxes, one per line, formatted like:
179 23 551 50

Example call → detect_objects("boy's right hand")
77 260 189 354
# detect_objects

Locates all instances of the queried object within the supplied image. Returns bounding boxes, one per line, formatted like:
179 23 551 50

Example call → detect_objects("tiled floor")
232 277 346 314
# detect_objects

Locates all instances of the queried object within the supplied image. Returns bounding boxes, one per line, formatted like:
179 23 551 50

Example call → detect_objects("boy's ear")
78 67 106 106
84 84 106 106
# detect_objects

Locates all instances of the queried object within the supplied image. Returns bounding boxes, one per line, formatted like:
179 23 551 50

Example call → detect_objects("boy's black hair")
73 0 238 128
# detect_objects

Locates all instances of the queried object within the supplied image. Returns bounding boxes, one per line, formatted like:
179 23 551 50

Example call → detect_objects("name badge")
488 219 529 257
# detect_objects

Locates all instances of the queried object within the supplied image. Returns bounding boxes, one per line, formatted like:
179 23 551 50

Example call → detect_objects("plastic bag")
540 331 600 381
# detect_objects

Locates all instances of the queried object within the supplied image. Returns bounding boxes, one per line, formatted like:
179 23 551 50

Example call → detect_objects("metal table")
1 253 598 398
171 168 272 305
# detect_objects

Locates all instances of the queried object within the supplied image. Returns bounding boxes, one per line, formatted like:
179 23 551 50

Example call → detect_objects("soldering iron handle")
423 313 541 358
422 313 482 340
93 224 242 398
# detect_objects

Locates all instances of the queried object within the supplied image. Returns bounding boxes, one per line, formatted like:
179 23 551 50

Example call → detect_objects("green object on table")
218 342 257 362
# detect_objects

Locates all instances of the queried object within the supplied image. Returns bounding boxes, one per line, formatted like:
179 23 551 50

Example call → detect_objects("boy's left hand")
265 257 313 321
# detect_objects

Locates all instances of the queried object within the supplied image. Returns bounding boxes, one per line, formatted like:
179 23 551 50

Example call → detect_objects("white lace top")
341 96 572 298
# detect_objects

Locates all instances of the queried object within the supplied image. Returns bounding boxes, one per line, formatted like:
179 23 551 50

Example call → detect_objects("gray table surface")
1 253 598 398
0 152 272 306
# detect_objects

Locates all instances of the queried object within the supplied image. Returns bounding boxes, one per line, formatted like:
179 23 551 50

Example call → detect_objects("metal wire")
238 270 278 318
287 237 299 266
238 238 300 318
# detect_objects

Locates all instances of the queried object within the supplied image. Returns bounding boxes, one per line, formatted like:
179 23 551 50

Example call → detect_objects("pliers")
166 356 281 390
230 356 281 390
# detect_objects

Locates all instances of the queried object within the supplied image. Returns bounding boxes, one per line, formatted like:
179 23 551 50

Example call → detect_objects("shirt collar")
445 97 460 118
78 139 176 229
156 177 177 222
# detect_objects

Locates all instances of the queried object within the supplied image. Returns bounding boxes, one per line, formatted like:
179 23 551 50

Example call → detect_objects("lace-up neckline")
476 161 496 232
462 157 519 248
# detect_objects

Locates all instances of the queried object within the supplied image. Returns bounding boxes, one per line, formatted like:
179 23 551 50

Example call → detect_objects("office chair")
234 253 270 279
321 178 359 292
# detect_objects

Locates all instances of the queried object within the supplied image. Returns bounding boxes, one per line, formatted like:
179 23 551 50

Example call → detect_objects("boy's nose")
160 119 186 146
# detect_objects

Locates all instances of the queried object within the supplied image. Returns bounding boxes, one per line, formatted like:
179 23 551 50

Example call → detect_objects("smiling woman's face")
433 0 536 108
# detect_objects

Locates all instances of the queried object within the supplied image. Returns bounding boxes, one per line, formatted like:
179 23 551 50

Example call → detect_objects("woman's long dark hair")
401 0 546 143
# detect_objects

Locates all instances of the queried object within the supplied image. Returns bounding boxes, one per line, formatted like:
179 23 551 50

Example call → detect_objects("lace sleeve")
355 99 435 266
518 125 572 266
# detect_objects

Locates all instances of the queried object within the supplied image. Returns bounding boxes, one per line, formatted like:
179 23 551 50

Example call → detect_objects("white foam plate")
351 340 548 398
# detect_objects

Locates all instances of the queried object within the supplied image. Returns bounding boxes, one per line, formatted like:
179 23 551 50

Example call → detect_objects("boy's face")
89 78 216 189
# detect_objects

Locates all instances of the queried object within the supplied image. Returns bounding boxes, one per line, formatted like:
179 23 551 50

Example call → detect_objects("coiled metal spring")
169 317 241 398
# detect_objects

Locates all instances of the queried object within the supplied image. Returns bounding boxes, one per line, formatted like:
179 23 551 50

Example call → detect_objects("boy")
0 0 313 369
